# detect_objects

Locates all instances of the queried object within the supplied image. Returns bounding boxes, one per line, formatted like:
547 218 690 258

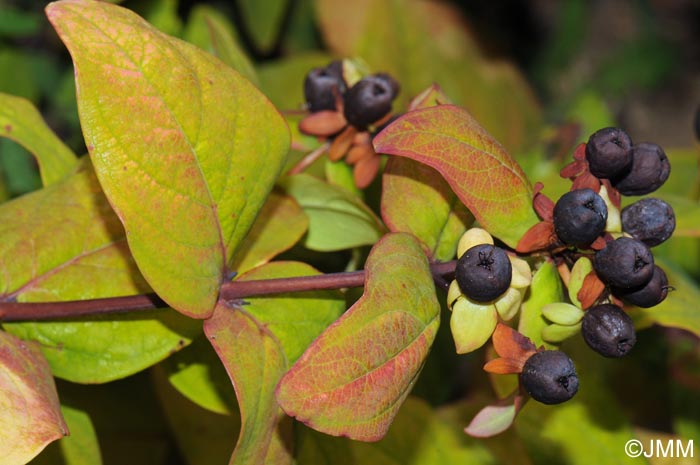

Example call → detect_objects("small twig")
0 261 457 322
286 142 330 175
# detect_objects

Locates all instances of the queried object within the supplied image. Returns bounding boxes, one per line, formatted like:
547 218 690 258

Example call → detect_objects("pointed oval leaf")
46 0 290 317
204 304 292 465
0 331 68 464
382 156 473 261
1 161 199 383
374 105 537 248
450 298 497 354
0 92 77 186
280 173 384 251
276 233 440 441
465 393 524 438
59 405 102 465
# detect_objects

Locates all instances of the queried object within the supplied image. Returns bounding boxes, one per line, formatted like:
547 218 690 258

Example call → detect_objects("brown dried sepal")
299 110 348 137
577 271 607 309
483 323 539 375
516 221 558 253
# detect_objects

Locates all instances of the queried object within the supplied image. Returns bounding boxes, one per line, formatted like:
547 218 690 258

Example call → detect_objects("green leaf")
382 157 473 261
450 297 497 354
230 192 308 275
183 5 259 86
315 0 542 153
59 405 102 465
0 92 77 186
518 260 565 349
237 261 346 363
0 331 67 465
464 393 523 438
204 304 292 465
1 161 199 382
628 261 700 336
297 397 499 464
280 173 384 251
164 261 343 415
152 363 240 465
239 0 289 53
374 105 537 248
47 0 290 318
276 233 440 441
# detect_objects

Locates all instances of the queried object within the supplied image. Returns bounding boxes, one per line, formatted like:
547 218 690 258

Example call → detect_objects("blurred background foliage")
0 0 699 464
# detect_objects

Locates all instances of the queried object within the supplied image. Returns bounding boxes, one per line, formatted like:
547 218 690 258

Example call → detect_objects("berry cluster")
298 60 400 188
452 127 675 407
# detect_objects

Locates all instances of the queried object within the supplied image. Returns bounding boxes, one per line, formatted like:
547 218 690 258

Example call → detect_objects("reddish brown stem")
0 261 456 322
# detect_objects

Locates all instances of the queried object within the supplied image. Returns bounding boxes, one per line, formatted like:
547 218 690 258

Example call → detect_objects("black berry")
581 304 636 357
585 127 633 179
594 237 654 289
455 244 512 302
520 350 579 405
614 265 669 308
553 188 608 246
613 143 671 196
621 198 675 247
303 61 346 112
343 74 398 130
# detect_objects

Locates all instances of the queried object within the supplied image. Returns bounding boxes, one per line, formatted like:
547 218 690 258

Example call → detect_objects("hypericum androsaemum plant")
1 1 699 464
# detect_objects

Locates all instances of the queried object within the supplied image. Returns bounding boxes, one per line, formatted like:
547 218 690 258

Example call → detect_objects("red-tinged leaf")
374 105 537 248
46 0 290 318
204 304 291 465
578 272 606 309
483 358 522 375
276 233 440 441
516 221 557 253
408 84 453 111
492 323 537 361
0 331 68 464
382 157 473 261
465 392 526 438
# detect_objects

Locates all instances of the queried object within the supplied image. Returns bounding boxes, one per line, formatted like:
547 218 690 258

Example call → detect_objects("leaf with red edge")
374 105 537 248
204 304 291 465
464 391 526 438
0 330 68 464
492 323 537 360
276 233 440 441
46 0 290 318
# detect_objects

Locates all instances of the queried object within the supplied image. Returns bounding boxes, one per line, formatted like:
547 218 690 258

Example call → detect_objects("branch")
0 261 456 322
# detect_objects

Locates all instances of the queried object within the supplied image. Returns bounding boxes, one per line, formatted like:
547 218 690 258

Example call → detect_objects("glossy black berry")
455 244 512 302
553 188 608 246
581 304 636 357
614 265 669 308
621 198 675 247
594 237 654 289
343 74 398 130
520 350 579 405
303 61 346 112
613 143 670 196
585 127 633 179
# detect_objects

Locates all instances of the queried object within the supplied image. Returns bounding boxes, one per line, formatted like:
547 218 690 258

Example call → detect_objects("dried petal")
353 153 381 188
328 126 357 161
577 271 607 309
516 221 557 253
299 110 347 137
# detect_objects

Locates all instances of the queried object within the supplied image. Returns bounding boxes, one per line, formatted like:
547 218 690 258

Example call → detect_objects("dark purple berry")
455 244 512 302
581 304 636 357
614 265 669 308
585 127 633 179
594 237 654 289
520 350 579 405
344 74 398 130
613 143 671 195
553 188 608 246
303 61 346 112
621 198 675 247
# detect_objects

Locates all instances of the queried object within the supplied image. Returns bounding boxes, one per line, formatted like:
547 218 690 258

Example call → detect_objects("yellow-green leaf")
0 92 77 186
47 0 290 317
276 233 439 441
518 260 564 349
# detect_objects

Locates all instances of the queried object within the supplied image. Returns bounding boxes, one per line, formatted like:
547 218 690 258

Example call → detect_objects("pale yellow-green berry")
456 227 494 258
450 297 498 354
568 257 593 308
599 184 621 234
542 302 585 326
